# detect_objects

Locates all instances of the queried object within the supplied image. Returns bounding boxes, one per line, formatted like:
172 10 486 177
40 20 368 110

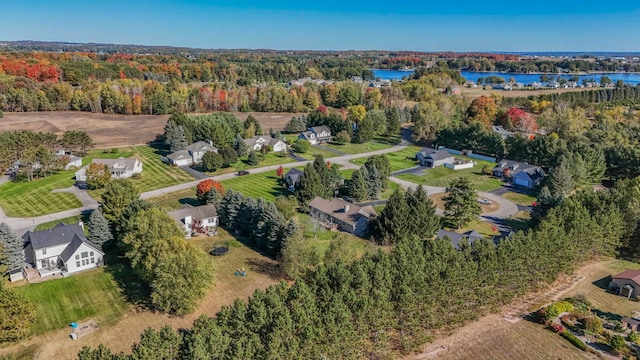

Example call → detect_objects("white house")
22 222 104 277
298 126 332 145
168 204 218 238
163 141 218 166
243 135 288 152
75 158 142 182
60 155 83 170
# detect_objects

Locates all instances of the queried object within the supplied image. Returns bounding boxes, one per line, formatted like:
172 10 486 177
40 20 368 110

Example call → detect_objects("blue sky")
1 0 639 51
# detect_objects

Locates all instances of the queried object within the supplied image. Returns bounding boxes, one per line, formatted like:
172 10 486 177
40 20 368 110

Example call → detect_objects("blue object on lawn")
70 322 78 328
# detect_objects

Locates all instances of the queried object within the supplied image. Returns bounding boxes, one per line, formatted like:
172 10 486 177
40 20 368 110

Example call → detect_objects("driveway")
391 166 424 176
179 165 209 180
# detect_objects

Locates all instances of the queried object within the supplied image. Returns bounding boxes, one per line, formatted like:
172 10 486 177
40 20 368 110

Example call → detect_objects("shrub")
566 295 592 312
609 334 629 354
583 317 603 335
293 139 310 153
131 173 142 180
627 331 640 344
545 301 574 320
111 148 118 153
201 151 224 172
481 164 493 175
334 131 351 144
559 331 587 351
551 323 565 333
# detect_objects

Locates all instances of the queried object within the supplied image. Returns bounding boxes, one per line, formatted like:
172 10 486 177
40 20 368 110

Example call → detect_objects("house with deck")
309 197 377 236
244 135 287 152
163 141 218 166
298 126 332 145
168 204 218 238
22 222 104 277
492 160 545 189
75 158 142 182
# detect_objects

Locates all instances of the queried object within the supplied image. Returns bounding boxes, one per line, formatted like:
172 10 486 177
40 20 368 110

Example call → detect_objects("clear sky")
2 0 639 51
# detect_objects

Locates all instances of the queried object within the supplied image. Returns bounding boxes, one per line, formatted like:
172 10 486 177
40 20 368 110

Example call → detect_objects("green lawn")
14 269 129 335
203 152 298 177
34 215 87 232
296 147 339 160
147 188 199 211
350 146 421 172
395 157 504 192
133 146 194 192
323 141 392 155
502 191 537 207
221 171 292 202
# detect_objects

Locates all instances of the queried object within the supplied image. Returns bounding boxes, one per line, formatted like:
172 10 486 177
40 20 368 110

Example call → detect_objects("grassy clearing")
350 146 421 172
396 157 504 192
147 188 199 211
504 211 532 231
202 152 298 177
297 147 339 160
323 141 392 155
502 191 537 207
565 259 640 317
221 171 292 202
295 213 377 260
14 269 129 335
33 215 88 233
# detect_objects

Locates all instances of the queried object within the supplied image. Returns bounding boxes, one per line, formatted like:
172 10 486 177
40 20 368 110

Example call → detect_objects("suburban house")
62 155 83 170
284 168 304 192
168 204 218 238
309 196 377 236
492 125 514 139
163 141 218 166
611 269 640 299
75 158 142 182
416 147 455 168
492 160 545 189
244 135 287 152
22 222 104 277
298 126 332 145
436 229 484 249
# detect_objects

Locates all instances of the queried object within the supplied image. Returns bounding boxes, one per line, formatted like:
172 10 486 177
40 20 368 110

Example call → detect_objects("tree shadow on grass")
178 197 201 207
245 257 283 281
592 308 622 322
102 249 151 309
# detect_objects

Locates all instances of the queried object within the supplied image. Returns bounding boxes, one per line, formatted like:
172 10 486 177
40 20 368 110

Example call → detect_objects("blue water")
372 69 640 85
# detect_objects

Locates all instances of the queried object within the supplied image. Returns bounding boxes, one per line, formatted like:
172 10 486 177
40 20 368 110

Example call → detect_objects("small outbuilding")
611 269 640 299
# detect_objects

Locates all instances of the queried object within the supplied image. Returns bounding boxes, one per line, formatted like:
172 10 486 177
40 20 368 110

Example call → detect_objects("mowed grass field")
221 171 293 202
502 191 537 207
396 157 504 192
13 269 129 335
203 152 298 177
350 146 421 172
323 141 392 155
133 146 194 192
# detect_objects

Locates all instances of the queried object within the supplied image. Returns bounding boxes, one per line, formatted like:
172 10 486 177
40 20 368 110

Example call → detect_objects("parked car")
478 198 492 205
237 170 250 176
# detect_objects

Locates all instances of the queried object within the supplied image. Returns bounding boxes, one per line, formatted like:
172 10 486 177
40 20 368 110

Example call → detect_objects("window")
42 249 47 255
76 261 81 267
81 252 88 258
90 258 95 264
90 251 94 257
75 255 80 260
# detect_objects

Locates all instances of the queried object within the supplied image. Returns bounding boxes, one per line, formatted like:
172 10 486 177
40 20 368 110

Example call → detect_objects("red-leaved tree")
505 107 538 133
196 179 225 204
276 166 284 178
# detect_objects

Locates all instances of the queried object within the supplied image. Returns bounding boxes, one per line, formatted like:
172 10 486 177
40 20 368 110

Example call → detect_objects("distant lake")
373 69 640 85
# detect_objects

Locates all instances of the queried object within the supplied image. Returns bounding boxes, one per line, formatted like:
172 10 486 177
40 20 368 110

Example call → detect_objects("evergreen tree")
219 147 239 167
243 115 263 136
406 185 440 239
296 162 325 205
247 150 260 166
0 223 24 272
201 151 223 171
163 119 177 148
385 107 402 135
364 164 383 200
548 158 574 198
531 186 562 226
348 168 368 202
374 188 410 243
364 155 391 190
169 125 188 152
443 177 481 229
284 116 307 133
354 116 375 143
233 134 249 157
218 190 245 232
87 209 113 248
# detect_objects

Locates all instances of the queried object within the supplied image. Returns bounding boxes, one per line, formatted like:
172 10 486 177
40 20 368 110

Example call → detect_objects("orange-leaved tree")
196 179 225 204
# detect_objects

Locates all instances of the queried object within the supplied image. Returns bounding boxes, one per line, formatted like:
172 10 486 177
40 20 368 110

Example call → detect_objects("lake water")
372 69 640 85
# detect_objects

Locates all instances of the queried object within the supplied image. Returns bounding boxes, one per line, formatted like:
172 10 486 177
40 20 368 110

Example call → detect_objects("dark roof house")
436 229 484 249
284 168 304 191
493 159 545 189
309 197 377 236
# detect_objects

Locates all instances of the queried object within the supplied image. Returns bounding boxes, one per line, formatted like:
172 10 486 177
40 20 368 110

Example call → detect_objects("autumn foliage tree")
85 163 111 190
467 95 498 128
196 179 225 205
276 165 284 178
504 107 538 133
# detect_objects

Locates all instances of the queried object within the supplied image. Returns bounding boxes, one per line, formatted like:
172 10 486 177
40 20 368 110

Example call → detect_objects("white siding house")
244 136 287 152
298 126 332 145
168 204 218 238
163 141 218 166
75 158 142 182
22 222 104 277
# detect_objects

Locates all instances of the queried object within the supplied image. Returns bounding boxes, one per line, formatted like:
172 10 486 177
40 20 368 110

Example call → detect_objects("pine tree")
364 165 383 200
374 188 410 243
87 209 113 248
169 125 188 152
348 168 368 201
163 119 177 148
443 177 481 229
406 185 440 239
233 134 249 157
531 186 562 226
296 163 324 205
548 158 574 198
0 223 24 272
385 107 401 135
247 151 260 166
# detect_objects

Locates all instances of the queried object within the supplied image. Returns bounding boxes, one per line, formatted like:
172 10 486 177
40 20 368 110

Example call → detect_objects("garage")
512 173 532 188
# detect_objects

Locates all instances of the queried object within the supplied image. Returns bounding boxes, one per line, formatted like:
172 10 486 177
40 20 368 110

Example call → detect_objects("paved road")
179 165 209 180
391 166 424 176
0 145 407 233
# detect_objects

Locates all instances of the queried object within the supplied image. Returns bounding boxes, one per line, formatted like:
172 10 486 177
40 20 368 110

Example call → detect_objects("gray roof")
92 158 140 172
309 197 377 226
168 204 218 224
417 147 436 157
244 136 285 147
186 141 217 153
494 159 545 180
59 234 103 263
492 125 514 139
23 222 86 250
427 149 454 161
285 168 304 183
437 229 484 249
166 149 192 161
310 126 331 135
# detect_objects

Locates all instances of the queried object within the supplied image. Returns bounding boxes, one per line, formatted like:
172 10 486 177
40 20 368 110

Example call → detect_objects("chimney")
208 140 213 147
344 205 350 213
78 220 84 231
184 215 192 226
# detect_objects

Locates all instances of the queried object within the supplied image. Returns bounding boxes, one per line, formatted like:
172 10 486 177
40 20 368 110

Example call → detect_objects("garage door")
513 177 530 188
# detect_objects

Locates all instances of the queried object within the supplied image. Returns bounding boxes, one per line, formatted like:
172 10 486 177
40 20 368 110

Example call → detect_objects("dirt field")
461 87 588 99
0 111 303 148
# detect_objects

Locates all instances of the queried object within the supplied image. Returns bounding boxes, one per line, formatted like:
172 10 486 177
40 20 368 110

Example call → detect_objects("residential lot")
323 141 392 155
220 170 293 202
350 145 421 172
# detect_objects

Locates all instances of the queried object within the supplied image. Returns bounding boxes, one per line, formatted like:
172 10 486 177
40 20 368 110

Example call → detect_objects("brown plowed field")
0 111 303 148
